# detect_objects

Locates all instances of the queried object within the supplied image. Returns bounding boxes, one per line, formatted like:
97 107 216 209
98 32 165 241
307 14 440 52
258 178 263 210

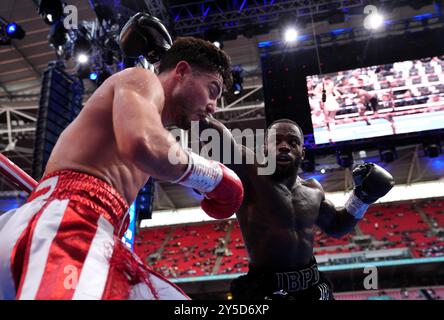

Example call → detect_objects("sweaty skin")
45 65 223 205
200 119 358 270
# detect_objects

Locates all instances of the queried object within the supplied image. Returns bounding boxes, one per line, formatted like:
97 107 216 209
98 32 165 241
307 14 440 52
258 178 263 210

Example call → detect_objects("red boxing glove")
201 163 244 219
173 151 244 219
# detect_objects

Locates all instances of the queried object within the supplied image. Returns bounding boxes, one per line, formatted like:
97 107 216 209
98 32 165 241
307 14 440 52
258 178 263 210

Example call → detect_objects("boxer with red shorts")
0 171 190 299
0 13 243 300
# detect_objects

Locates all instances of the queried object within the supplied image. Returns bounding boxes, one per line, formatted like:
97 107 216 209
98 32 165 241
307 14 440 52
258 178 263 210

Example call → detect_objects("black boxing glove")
345 163 395 219
119 12 172 63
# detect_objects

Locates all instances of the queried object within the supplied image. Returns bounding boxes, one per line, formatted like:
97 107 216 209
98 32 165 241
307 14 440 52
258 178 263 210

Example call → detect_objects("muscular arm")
317 198 359 238
309 179 359 238
199 116 254 181
112 68 188 181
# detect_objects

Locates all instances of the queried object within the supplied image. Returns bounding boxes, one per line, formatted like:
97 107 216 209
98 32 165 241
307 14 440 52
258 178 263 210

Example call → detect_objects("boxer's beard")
178 113 191 130
273 156 302 180
174 103 192 130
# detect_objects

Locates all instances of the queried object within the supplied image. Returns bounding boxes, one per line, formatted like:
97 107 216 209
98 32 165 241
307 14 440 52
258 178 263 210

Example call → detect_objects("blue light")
308 174 326 183
89 72 98 81
298 34 309 41
429 158 444 171
203 6 210 17
0 197 23 212
412 13 434 21
239 0 247 12
330 28 352 35
121 203 136 251
6 23 17 35
258 40 273 48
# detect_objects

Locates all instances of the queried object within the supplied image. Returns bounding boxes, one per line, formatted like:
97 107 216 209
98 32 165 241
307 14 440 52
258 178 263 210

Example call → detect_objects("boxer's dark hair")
266 119 304 143
158 37 233 89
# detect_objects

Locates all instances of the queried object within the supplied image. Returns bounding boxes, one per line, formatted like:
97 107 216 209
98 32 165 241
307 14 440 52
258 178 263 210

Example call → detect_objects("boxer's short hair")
267 119 303 134
266 119 304 143
158 37 233 89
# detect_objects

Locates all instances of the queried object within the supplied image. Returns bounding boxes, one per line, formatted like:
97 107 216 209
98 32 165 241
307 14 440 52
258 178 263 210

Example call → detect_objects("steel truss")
169 0 365 36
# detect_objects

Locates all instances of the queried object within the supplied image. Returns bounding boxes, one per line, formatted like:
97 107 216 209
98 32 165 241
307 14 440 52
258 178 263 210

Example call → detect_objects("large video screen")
307 55 444 145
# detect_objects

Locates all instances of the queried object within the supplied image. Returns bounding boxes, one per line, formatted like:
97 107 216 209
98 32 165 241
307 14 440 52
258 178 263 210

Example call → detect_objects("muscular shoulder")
111 67 164 104
302 178 326 204
302 177 325 193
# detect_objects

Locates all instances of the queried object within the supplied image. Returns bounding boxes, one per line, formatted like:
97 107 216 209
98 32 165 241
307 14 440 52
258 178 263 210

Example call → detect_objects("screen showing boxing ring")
307 55 444 145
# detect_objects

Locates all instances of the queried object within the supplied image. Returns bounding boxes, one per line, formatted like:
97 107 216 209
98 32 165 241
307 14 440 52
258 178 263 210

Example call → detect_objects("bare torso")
236 167 324 270
356 89 374 104
44 74 150 205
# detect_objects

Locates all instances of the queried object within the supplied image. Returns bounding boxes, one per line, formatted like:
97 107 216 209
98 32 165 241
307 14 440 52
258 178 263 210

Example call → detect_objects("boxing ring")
313 103 444 144
0 153 37 194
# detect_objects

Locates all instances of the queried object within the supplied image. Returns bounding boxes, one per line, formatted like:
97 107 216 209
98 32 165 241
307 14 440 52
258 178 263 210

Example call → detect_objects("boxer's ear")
174 60 192 80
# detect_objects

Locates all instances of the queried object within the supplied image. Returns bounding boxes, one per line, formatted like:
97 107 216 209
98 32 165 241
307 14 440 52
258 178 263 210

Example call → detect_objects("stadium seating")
218 222 249 274
134 198 444 279
419 199 444 228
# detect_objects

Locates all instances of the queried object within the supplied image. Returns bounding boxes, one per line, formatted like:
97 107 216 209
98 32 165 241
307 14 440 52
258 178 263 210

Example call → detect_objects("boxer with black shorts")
200 117 394 300
351 87 379 125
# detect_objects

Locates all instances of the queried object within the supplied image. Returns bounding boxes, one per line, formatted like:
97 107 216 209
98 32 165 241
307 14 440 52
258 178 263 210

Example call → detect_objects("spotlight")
77 53 89 64
6 23 16 34
365 13 384 30
336 150 353 168
320 168 326 174
5 22 25 39
89 72 98 81
284 27 298 43
38 0 64 25
213 41 221 49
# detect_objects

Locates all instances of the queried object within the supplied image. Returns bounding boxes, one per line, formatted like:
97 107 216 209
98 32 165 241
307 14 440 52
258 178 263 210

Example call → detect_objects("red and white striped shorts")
0 170 189 300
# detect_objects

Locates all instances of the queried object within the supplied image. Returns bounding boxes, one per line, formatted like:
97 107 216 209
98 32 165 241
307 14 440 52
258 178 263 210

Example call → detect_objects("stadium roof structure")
0 0 443 211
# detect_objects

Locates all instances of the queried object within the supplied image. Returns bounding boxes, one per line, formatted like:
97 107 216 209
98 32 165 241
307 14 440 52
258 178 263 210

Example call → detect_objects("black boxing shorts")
230 257 334 300
366 97 379 112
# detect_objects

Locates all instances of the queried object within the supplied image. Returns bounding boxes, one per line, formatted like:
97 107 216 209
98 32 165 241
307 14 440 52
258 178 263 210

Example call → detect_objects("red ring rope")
0 153 37 193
